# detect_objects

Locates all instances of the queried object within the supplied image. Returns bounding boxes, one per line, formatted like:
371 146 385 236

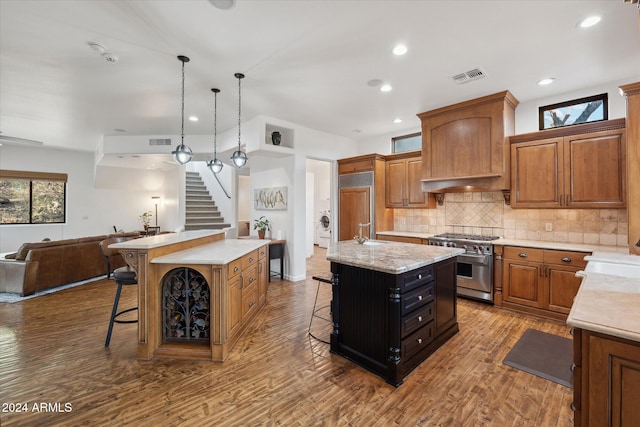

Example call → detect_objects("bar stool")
308 273 333 344
105 266 138 347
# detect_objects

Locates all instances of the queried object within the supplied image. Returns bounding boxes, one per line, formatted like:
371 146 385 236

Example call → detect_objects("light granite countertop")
376 230 628 254
326 240 463 274
151 239 268 265
109 229 225 250
567 269 640 343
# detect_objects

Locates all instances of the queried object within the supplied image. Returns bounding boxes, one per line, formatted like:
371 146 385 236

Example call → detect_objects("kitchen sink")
362 240 386 246
584 261 640 279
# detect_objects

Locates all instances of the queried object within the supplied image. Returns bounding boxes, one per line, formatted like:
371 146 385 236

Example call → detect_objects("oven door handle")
457 254 490 265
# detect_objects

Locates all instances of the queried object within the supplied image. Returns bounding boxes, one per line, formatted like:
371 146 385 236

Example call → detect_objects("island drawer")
241 283 259 320
401 282 434 315
258 245 267 259
241 250 259 269
401 301 434 338
400 266 433 293
401 322 434 361
228 258 242 278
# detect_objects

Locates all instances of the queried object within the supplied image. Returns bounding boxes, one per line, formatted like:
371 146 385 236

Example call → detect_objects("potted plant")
139 211 152 231
253 216 270 239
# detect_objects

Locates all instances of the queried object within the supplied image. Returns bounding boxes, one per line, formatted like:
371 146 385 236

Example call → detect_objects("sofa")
0 232 140 296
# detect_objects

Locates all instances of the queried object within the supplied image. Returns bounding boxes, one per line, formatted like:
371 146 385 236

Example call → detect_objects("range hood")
418 90 519 194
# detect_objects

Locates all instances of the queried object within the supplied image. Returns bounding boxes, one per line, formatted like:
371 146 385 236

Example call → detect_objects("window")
538 93 608 130
392 132 421 153
0 170 67 224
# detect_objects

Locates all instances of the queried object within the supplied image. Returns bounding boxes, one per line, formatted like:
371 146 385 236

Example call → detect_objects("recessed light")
88 42 105 54
380 84 392 92
114 128 126 132
538 78 555 86
208 0 236 10
189 116 199 122
352 129 361 134
579 15 601 28
367 79 383 87
392 44 408 56
393 118 403 124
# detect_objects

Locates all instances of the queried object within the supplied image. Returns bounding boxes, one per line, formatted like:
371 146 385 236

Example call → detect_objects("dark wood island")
327 240 464 386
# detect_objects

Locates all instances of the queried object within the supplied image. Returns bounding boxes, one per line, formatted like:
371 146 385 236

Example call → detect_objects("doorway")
305 159 332 258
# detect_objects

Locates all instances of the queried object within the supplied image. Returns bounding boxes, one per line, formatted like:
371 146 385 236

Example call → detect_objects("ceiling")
1 0 639 154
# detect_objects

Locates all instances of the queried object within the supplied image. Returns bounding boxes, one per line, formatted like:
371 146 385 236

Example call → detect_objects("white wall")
0 144 176 252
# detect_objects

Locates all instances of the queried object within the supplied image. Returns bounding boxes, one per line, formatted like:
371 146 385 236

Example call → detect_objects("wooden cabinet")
330 257 457 386
620 82 640 254
510 119 626 208
418 91 518 192
258 245 267 306
573 328 640 427
338 154 392 240
500 246 588 319
376 234 424 244
384 151 435 208
227 247 267 340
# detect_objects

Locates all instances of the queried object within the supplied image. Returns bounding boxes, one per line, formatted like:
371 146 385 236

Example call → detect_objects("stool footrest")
311 274 333 284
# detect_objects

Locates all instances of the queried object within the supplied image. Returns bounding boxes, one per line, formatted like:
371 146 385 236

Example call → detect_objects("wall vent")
149 138 171 146
451 67 487 85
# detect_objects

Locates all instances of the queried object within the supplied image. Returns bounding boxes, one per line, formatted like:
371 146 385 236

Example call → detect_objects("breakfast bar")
110 230 269 361
327 240 464 386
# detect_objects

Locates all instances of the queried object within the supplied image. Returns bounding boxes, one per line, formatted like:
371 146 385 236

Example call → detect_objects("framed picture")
254 186 288 210
538 93 608 130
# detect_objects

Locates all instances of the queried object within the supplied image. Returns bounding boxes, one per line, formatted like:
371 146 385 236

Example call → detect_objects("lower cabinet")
573 328 640 427
376 234 424 244
330 257 458 386
226 246 268 340
499 246 588 319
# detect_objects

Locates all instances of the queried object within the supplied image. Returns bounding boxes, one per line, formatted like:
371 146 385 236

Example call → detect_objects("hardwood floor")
0 246 573 426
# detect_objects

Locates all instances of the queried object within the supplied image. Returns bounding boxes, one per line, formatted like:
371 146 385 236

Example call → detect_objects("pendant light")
207 88 224 174
171 55 193 164
230 72 248 168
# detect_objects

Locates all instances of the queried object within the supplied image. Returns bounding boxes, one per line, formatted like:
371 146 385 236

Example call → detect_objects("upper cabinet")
384 151 435 208
510 119 626 209
418 91 519 193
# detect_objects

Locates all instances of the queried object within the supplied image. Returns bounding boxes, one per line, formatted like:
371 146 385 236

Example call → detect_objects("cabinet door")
339 187 370 241
227 274 242 338
503 259 546 308
406 157 431 207
385 159 406 207
565 128 626 208
511 138 563 208
433 257 457 336
586 333 640 427
546 264 582 314
258 257 267 306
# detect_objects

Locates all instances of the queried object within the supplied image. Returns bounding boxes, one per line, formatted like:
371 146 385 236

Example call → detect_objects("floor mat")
503 328 573 388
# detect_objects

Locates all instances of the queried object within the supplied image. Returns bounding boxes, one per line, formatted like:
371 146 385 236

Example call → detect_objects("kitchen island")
110 230 269 361
327 240 464 386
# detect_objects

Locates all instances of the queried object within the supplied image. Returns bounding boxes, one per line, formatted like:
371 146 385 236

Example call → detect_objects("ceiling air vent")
451 67 487 85
149 138 171 146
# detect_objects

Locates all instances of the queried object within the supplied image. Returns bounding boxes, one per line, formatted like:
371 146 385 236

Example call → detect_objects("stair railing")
213 172 231 199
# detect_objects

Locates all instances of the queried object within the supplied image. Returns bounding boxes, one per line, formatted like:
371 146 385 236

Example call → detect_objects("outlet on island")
545 223 553 232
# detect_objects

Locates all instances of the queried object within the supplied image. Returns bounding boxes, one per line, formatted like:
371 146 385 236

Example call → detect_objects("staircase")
185 171 230 231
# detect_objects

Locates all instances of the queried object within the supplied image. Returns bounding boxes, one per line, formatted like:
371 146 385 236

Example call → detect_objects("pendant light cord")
214 90 217 156
181 60 185 145
237 74 241 148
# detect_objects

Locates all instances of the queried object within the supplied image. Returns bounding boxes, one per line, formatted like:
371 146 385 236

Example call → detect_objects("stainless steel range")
427 233 500 303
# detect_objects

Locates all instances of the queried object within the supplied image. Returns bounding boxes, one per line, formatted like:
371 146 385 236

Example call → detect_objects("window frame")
0 169 68 225
392 132 422 153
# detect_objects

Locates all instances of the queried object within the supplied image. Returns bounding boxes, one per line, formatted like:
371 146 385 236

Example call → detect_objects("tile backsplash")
392 191 628 246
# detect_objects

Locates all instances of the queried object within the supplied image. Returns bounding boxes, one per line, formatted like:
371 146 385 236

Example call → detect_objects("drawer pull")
249 277 254 283
571 363 576 372
570 402 575 412
418 316 423 322
249 257 254 262
233 266 239 273
561 257 572 263
249 301 254 308
519 253 527 258
418 274 422 280
570 328 574 336
418 295 423 301
417 338 422 344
